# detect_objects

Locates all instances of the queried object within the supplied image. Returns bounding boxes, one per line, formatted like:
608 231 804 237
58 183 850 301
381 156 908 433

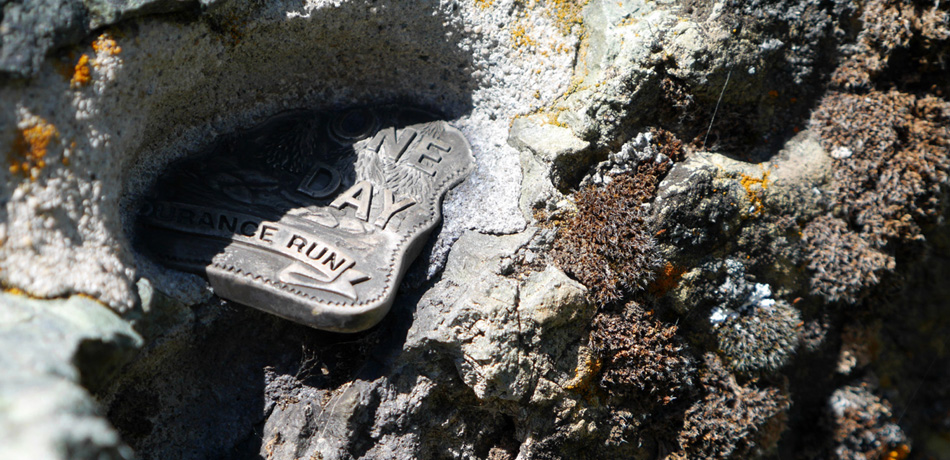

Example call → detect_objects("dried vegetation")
827 384 910 460
674 355 791 459
806 0 950 303
552 131 683 304
589 303 694 405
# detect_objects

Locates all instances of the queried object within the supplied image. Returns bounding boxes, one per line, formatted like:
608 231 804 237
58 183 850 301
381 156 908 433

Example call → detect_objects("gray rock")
0 0 221 78
0 0 578 310
652 130 831 268
2 0 948 457
0 293 141 460
509 113 591 201
0 0 88 77
409 230 591 402
519 265 591 330
84 0 200 29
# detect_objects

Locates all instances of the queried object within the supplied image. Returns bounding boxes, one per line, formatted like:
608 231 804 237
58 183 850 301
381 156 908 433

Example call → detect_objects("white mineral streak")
831 145 853 159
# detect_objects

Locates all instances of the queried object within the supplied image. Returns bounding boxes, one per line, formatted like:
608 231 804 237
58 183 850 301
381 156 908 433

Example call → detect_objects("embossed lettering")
177 208 195 225
368 127 417 161
375 189 415 230
323 252 348 271
198 212 214 229
283 234 356 280
137 107 475 332
330 180 373 221
219 215 237 233
298 162 341 199
260 225 277 243
406 136 448 176
139 202 154 217
240 221 258 237
305 242 328 261
156 203 175 221
287 234 307 251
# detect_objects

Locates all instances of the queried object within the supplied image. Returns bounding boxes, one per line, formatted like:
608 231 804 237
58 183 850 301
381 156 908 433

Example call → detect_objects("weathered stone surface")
0 0 88 77
0 0 579 311
519 265 590 328
2 0 950 458
83 0 204 29
0 293 141 460
408 230 592 402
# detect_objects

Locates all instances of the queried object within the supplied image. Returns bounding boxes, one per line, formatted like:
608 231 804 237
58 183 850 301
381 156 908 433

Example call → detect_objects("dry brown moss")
828 384 910 460
805 0 950 303
831 0 949 91
803 215 896 303
552 172 660 304
589 303 694 405
674 354 791 459
807 90 950 302
552 133 683 304
813 91 950 246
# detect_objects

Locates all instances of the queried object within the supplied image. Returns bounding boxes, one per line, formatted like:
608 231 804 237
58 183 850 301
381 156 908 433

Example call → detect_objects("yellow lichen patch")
511 23 539 49
739 170 770 215
548 0 588 36
9 117 59 180
565 347 602 393
510 0 589 50
1 285 42 299
3 287 27 296
474 0 494 9
70 54 92 88
92 33 122 57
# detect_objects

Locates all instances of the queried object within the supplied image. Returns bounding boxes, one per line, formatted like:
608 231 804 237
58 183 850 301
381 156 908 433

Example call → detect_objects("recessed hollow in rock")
134 106 475 332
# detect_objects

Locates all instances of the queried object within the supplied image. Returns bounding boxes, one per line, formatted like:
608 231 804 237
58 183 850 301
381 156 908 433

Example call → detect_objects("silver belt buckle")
138 107 474 332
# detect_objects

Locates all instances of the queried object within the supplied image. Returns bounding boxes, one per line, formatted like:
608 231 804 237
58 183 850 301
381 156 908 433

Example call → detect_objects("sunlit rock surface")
2 0 949 458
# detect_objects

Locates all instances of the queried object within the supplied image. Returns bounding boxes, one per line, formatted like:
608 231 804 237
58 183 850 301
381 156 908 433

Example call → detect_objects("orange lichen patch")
886 444 911 460
565 348 602 392
739 170 770 215
62 141 76 166
92 33 122 56
649 262 686 297
70 54 92 88
474 0 494 9
3 287 28 296
9 118 59 180
511 23 538 49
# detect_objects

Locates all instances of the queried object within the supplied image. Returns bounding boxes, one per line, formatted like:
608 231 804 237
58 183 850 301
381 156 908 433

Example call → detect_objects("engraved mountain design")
137 107 475 332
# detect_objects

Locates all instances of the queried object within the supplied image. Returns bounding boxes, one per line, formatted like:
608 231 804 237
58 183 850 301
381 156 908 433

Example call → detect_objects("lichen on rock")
2 0 950 458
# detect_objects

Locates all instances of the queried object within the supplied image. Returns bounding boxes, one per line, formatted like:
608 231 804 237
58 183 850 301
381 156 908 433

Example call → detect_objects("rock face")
2 0 950 459
0 293 141 459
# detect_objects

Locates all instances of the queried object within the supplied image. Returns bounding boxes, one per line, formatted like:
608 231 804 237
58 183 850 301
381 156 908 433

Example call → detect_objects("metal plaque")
137 107 474 332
